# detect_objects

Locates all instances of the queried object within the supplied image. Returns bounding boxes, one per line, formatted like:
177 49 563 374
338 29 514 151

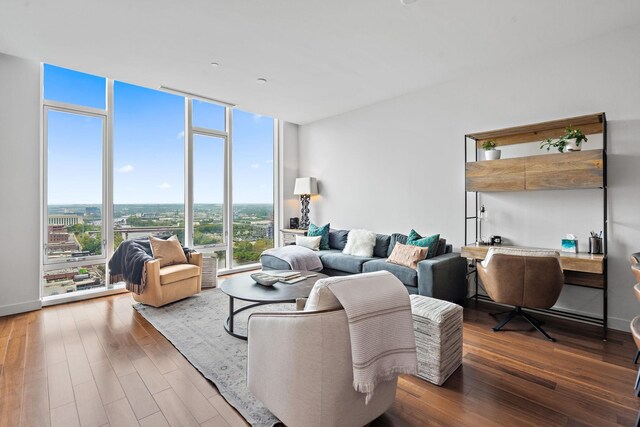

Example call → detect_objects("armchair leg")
634 350 640 364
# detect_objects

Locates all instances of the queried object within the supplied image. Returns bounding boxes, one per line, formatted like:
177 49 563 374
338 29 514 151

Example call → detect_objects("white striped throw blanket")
326 271 417 403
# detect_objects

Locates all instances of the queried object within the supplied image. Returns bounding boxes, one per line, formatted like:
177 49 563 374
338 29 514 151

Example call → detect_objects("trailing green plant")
540 127 588 153
482 140 497 151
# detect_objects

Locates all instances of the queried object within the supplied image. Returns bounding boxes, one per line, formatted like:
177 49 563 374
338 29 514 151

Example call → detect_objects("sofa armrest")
417 253 467 304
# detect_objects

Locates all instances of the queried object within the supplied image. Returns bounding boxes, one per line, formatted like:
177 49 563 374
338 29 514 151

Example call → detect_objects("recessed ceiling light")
210 62 220 68
257 78 267 84
400 0 417 4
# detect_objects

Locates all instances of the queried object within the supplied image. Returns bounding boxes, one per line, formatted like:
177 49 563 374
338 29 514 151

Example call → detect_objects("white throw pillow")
343 229 377 257
296 235 322 251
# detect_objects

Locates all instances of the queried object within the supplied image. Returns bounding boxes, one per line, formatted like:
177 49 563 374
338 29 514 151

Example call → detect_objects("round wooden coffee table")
219 271 328 340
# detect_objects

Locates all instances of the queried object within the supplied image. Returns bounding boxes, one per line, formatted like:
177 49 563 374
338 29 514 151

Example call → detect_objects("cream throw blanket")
326 271 418 403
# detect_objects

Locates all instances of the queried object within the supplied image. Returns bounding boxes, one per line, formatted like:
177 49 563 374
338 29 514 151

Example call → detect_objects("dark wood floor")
1 286 638 427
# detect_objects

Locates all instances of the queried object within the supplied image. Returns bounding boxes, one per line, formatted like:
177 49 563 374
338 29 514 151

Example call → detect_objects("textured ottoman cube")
409 294 463 386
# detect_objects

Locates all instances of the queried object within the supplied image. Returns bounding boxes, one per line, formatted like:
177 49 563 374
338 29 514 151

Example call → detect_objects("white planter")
484 149 501 160
566 138 581 151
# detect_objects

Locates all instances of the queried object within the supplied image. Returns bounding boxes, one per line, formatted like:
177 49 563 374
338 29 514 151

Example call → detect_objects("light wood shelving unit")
464 113 608 338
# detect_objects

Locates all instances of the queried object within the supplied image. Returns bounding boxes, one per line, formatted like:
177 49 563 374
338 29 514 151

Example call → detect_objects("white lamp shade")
293 177 318 195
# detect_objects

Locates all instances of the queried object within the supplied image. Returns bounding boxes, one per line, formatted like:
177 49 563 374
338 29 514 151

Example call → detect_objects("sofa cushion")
435 238 447 256
407 229 440 259
304 278 342 311
387 233 409 257
321 253 377 274
374 234 391 258
362 259 418 287
159 264 200 285
295 235 322 250
343 229 377 257
307 223 330 250
317 249 342 258
387 242 428 269
329 229 349 250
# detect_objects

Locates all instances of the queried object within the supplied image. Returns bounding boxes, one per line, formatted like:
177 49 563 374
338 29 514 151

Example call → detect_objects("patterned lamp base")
299 194 311 229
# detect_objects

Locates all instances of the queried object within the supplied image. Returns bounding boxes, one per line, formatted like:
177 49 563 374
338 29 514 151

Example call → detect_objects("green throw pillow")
308 223 330 250
407 229 440 259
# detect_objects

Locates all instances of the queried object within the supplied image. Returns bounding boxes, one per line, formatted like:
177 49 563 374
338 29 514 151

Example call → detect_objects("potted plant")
540 127 588 153
482 140 501 160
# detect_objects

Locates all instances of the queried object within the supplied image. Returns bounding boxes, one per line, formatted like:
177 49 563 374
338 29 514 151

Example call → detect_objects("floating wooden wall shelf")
466 149 604 192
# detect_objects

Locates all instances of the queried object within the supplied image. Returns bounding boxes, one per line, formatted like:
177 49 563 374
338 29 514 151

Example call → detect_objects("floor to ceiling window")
42 64 278 301
231 110 275 268
113 82 185 247
42 64 108 297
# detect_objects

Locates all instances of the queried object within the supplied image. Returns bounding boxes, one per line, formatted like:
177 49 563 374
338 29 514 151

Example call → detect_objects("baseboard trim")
0 299 42 317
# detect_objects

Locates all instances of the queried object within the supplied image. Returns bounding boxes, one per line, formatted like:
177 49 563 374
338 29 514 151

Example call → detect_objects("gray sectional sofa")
261 229 467 304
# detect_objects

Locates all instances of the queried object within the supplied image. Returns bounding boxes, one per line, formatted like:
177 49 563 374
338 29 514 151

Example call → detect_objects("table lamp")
293 177 318 229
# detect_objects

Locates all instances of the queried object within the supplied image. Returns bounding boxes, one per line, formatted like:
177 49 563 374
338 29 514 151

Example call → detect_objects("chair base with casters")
492 306 556 342
477 248 564 342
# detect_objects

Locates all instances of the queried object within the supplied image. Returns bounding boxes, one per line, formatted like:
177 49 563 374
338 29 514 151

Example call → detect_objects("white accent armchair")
247 277 400 427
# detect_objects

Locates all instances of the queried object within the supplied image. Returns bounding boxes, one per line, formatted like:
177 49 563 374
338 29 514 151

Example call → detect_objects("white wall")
279 122 300 237
0 53 42 315
297 25 640 331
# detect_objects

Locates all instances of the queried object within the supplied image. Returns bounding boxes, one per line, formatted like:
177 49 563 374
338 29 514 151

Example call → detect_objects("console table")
464 113 608 339
280 228 307 245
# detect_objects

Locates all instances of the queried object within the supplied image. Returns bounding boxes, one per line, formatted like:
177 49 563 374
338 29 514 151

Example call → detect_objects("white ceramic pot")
484 149 501 160
566 138 581 151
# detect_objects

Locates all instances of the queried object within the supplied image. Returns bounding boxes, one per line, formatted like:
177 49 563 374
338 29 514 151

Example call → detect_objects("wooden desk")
461 244 606 289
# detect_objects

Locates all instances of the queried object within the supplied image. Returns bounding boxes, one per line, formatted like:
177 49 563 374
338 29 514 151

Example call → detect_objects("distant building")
49 214 83 226
85 207 100 216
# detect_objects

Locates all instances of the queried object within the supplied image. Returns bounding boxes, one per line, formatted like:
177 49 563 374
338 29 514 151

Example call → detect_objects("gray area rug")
134 288 294 427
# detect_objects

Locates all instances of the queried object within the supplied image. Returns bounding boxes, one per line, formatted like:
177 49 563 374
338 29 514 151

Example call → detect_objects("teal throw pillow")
407 229 440 259
308 223 330 250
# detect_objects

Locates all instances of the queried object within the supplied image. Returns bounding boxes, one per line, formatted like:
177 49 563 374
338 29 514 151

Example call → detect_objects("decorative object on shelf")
482 140 501 160
540 127 588 153
490 235 502 246
589 231 603 254
289 217 299 229
201 255 218 288
293 177 318 229
561 235 578 253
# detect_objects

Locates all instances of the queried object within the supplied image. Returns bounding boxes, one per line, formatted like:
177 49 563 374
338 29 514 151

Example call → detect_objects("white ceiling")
1 0 639 124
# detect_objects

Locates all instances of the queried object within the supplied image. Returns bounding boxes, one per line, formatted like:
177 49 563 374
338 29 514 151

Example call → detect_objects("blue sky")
44 64 274 205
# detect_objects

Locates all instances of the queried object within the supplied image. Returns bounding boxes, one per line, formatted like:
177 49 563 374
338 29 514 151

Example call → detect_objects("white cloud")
265 159 273 164
158 182 172 190
117 164 135 173
252 114 263 123
177 130 185 139
250 164 260 169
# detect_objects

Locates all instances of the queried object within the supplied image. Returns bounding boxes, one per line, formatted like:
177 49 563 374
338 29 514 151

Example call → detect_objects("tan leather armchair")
477 248 564 341
132 252 202 307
